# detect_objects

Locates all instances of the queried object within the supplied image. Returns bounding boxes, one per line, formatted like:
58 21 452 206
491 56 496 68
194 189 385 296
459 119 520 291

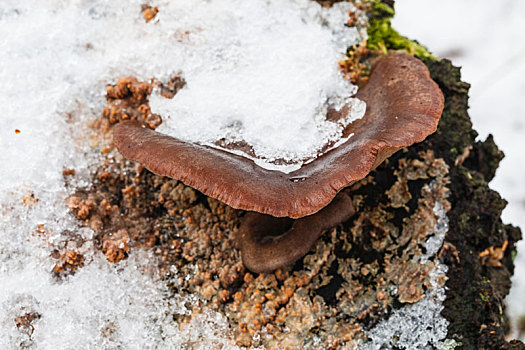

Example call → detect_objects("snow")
150 0 366 173
393 0 525 340
0 0 249 347
363 196 454 350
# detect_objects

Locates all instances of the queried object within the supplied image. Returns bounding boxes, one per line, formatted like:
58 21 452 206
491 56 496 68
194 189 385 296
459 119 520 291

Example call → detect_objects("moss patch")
366 0 435 60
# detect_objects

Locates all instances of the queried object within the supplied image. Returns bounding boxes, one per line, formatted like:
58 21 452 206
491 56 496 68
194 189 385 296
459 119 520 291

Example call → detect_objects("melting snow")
0 0 257 347
0 0 364 347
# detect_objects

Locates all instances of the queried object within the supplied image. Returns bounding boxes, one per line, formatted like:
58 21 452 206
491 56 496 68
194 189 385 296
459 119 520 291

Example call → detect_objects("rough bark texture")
74 57 524 348
424 57 523 350
367 1 525 347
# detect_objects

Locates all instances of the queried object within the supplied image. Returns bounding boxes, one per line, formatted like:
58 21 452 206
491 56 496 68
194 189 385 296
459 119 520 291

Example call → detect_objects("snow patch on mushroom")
149 0 367 173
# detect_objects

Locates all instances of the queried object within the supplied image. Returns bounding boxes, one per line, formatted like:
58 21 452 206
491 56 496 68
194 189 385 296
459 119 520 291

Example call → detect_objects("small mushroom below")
237 192 354 273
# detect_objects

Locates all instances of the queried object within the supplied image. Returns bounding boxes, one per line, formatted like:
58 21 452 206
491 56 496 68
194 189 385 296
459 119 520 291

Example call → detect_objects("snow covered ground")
393 0 525 339
0 1 246 347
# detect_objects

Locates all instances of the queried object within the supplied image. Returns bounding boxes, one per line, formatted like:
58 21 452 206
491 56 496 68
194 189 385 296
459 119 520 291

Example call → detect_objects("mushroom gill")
113 52 444 272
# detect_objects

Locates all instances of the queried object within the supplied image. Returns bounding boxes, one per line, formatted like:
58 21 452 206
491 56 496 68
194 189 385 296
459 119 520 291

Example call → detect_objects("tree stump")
77 1 524 348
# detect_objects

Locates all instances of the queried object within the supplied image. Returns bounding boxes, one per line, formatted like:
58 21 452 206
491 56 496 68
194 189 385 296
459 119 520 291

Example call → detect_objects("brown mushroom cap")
114 52 444 218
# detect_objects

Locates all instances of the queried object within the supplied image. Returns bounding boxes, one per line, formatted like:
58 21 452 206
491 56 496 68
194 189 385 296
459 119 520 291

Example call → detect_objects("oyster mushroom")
113 52 444 272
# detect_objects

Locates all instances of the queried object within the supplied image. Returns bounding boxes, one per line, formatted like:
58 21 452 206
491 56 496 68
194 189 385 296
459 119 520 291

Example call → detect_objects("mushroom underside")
237 192 354 273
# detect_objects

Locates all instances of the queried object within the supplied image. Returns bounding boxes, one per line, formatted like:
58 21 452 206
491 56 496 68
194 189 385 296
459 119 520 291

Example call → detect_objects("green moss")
366 1 436 60
479 292 490 303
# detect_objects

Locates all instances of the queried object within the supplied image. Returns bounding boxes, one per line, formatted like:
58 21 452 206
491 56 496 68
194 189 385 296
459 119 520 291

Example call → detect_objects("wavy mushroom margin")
113 52 444 220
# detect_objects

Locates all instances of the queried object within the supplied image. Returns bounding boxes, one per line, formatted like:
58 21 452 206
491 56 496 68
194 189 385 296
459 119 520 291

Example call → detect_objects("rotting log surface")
424 58 523 349
66 2 525 347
